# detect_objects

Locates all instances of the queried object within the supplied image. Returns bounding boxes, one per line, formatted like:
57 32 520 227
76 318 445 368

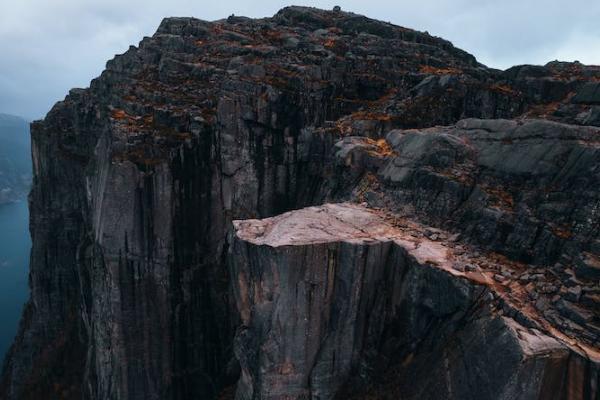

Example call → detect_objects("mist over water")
0 201 30 363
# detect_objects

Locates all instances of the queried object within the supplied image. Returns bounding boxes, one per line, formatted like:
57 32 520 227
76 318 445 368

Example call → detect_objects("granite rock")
2 6 600 400
230 204 600 400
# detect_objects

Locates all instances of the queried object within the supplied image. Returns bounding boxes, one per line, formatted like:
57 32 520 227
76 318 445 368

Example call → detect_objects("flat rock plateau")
1 5 599 400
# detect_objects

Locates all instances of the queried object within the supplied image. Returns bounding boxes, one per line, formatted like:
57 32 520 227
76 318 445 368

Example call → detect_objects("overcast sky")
2 0 599 120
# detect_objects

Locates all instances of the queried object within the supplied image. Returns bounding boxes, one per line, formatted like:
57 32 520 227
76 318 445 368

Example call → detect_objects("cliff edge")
2 6 599 400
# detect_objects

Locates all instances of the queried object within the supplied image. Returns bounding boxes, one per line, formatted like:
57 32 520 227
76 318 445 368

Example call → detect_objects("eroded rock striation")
1 5 599 400
230 203 599 400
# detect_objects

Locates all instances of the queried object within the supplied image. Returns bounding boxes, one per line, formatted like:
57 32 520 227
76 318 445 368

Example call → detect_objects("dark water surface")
0 201 30 363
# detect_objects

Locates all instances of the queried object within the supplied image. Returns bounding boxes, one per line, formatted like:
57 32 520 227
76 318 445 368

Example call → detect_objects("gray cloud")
1 0 599 120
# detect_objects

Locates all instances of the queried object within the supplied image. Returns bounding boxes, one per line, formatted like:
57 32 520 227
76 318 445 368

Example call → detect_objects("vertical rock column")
229 204 406 399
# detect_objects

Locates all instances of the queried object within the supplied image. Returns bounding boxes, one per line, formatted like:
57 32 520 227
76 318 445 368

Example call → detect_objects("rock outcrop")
377 118 600 266
230 203 599 400
2 6 599 400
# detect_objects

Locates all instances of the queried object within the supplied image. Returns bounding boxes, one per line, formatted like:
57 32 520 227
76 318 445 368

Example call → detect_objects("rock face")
230 203 599 400
230 204 408 399
2 6 600 400
377 118 600 265
0 114 31 204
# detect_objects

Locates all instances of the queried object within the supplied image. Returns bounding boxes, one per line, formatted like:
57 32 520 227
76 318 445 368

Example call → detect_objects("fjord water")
0 201 30 362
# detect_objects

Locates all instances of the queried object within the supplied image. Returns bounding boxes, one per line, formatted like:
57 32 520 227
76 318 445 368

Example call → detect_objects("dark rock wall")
2 6 600 400
1 92 102 399
230 239 400 399
375 118 600 265
230 204 600 400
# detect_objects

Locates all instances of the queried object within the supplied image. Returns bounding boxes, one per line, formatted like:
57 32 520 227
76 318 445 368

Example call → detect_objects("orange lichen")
373 138 394 157
525 101 561 118
435 169 474 186
349 111 392 121
354 138 397 158
324 39 336 48
551 225 574 239
483 186 515 210
263 75 293 90
265 63 302 80
111 109 129 120
489 84 519 96
419 65 462 75
261 29 285 42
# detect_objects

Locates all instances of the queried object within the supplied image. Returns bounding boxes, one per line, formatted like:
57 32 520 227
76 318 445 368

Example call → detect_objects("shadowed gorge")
1 6 599 400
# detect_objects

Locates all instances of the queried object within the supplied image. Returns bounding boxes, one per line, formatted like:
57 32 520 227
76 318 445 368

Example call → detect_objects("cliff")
231 203 599 399
2 6 599 400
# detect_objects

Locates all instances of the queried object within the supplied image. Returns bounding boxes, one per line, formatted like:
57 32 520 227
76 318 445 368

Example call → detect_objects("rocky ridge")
1 6 599 400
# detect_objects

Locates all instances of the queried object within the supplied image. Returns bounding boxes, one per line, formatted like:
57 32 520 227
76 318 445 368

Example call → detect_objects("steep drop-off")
231 203 598 400
0 114 31 204
2 6 599 400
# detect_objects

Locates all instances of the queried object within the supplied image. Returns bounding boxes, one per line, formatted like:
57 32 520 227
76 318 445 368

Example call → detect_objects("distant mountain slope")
0 114 31 204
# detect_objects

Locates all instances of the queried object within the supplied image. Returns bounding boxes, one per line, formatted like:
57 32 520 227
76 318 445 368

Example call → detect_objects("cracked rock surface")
231 203 599 400
1 5 600 400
